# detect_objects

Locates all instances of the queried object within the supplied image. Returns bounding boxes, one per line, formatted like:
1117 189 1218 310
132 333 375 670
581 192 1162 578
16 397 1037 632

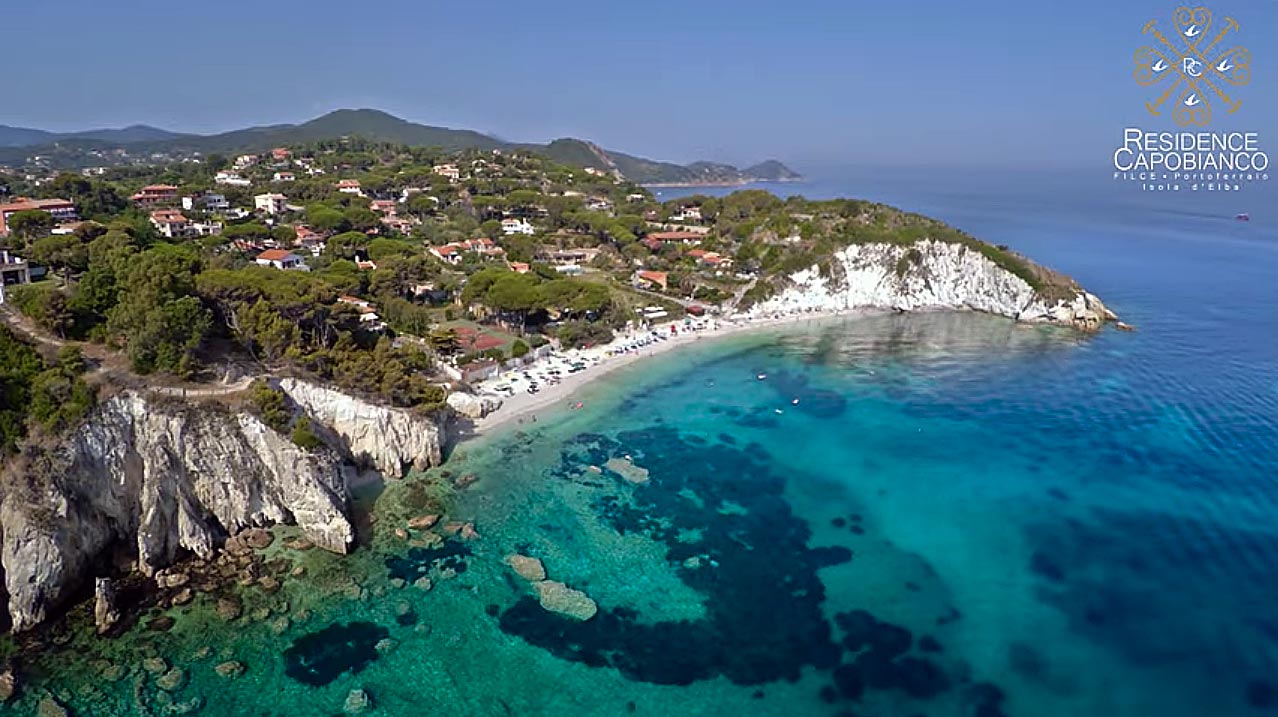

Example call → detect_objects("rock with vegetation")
0 391 352 632
278 378 445 476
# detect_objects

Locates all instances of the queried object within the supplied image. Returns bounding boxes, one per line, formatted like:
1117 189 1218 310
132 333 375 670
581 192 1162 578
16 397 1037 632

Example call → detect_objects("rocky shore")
0 379 447 633
746 240 1116 331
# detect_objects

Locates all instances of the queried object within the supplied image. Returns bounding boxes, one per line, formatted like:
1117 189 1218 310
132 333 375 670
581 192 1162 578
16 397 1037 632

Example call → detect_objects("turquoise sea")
6 168 1278 716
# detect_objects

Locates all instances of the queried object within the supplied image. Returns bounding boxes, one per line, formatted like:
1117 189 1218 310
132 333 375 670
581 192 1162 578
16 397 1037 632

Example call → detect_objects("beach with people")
468 307 871 433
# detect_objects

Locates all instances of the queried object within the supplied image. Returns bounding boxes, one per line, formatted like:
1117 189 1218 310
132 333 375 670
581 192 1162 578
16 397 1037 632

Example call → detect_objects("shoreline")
466 308 872 437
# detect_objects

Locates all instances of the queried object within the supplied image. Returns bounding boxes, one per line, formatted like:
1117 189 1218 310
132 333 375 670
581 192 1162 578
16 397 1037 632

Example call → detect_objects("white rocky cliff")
0 378 449 632
0 391 352 632
746 240 1114 330
278 378 445 476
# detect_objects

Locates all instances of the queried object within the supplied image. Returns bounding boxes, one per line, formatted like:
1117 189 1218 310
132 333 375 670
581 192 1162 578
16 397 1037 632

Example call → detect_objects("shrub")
249 380 290 432
290 415 323 450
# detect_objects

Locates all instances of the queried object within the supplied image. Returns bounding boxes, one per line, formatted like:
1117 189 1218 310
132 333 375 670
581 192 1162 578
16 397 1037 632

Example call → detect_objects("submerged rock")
504 554 547 582
216 597 242 621
407 514 440 530
343 688 373 714
0 665 16 703
533 580 598 621
37 695 69 717
605 457 650 484
156 667 186 692
214 661 244 679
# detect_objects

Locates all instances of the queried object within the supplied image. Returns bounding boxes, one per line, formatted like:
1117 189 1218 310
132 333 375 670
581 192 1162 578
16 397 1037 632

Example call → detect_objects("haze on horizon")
4 0 1277 170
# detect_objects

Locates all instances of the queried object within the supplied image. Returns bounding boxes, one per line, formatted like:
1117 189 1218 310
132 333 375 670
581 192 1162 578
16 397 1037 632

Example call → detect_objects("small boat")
1236 213 1251 221
757 373 767 380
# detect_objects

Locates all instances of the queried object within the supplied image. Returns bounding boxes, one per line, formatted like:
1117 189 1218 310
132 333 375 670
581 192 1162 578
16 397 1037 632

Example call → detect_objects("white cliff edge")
278 378 444 476
744 240 1114 330
0 378 448 632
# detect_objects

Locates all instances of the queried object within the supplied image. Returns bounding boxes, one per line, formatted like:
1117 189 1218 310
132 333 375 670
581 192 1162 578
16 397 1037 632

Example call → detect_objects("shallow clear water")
8 169 1278 716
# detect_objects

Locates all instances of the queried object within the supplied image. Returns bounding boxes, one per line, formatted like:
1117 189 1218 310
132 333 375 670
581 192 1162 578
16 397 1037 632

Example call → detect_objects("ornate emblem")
1135 6 1251 126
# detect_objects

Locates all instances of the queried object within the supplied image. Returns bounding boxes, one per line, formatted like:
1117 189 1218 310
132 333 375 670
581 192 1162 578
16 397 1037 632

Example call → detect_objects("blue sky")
3 0 1276 168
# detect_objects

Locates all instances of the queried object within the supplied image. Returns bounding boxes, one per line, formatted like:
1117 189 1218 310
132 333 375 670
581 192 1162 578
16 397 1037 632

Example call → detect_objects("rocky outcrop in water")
279 379 445 476
747 240 1115 330
93 578 120 635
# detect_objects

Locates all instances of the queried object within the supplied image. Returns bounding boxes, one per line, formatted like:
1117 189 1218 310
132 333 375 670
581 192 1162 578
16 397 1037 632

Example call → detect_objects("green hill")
0 109 802 186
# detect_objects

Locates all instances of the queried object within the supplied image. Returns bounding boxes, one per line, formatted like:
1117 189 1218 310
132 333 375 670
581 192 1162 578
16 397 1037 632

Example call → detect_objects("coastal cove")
1 166 1275 717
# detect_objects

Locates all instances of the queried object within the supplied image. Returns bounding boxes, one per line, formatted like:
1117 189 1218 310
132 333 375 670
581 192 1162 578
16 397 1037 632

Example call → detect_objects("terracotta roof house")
634 270 669 291
255 249 309 271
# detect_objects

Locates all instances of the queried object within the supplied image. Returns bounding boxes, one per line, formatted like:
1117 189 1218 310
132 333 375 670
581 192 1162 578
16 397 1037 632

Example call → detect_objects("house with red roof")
634 270 668 291
131 185 179 208
0 198 78 235
255 248 309 271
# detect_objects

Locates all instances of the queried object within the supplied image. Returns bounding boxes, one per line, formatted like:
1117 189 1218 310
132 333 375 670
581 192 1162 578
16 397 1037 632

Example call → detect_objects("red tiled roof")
647 232 703 241
0 198 74 213
257 249 295 261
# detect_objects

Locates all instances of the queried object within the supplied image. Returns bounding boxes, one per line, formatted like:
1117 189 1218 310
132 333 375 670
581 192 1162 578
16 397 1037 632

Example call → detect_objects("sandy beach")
468 308 871 435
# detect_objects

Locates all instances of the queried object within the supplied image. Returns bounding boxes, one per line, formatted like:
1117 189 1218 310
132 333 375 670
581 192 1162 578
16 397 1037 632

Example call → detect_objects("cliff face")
0 379 449 632
747 240 1114 330
278 379 444 477
0 392 351 632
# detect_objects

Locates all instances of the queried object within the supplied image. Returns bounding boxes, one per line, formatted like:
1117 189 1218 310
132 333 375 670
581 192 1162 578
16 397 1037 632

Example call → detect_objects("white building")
255 249 308 271
254 193 288 215
433 164 461 181
215 171 252 187
0 251 31 304
182 192 230 212
501 218 535 235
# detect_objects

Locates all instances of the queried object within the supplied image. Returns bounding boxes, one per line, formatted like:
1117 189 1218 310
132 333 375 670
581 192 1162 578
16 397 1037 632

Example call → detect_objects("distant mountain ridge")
0 124 186 147
0 109 801 186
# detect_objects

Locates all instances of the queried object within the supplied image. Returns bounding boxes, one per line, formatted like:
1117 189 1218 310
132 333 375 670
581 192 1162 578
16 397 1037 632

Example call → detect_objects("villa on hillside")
501 218 535 235
0 250 31 304
182 192 230 212
0 197 78 235
634 270 669 291
131 185 179 208
215 171 252 187
336 179 363 195
255 249 309 271
254 193 288 215
150 209 192 239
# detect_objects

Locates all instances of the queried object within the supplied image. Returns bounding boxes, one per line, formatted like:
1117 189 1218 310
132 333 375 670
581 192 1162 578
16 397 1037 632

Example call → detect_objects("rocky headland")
0 379 448 633
746 239 1116 331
